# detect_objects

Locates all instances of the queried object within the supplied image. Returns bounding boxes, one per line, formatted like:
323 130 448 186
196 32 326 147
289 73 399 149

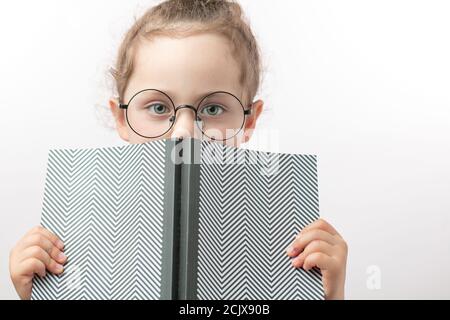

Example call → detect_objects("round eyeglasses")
119 89 252 141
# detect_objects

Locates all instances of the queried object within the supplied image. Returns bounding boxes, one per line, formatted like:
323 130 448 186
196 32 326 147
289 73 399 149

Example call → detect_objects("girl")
9 0 348 300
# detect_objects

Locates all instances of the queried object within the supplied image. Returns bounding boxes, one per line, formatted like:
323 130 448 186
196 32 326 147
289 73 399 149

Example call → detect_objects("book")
31 138 324 300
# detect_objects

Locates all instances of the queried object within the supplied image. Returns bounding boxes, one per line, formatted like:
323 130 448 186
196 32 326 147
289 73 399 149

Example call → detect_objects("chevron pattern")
197 141 324 300
31 141 167 300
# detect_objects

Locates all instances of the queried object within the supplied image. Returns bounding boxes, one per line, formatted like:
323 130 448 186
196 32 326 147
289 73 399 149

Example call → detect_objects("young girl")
9 0 348 300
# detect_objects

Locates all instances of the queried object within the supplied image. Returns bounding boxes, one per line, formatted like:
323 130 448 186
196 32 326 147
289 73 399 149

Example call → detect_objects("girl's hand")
9 226 67 300
286 218 348 300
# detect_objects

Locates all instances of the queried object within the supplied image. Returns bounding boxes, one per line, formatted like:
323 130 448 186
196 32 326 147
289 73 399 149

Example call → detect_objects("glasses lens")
126 90 175 138
197 92 246 141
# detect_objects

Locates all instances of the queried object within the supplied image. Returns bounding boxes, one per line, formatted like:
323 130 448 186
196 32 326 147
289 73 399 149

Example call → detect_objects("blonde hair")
110 0 262 105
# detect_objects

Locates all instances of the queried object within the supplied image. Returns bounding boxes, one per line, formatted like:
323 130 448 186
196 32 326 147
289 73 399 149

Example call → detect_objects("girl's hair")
110 0 261 105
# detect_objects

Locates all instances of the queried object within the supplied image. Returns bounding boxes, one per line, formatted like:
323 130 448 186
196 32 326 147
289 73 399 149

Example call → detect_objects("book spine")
160 138 182 300
177 138 201 300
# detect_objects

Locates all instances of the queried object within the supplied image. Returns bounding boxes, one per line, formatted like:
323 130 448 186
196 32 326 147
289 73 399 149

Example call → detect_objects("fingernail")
286 246 297 255
56 240 64 250
55 264 64 273
58 252 67 262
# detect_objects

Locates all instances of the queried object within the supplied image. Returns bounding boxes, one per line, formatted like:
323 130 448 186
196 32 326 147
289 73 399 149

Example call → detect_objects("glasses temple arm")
244 102 254 116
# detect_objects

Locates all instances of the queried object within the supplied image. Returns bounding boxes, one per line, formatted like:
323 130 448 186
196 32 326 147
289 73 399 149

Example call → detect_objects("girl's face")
109 33 263 147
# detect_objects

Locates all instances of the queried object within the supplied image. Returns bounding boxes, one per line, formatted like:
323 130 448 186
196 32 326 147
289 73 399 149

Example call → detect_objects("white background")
1 0 449 299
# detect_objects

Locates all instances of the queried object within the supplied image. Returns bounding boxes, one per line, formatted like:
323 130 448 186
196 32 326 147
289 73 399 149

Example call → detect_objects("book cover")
31 138 324 300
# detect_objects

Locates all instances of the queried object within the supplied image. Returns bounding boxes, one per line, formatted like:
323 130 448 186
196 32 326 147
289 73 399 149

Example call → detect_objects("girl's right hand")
9 226 67 300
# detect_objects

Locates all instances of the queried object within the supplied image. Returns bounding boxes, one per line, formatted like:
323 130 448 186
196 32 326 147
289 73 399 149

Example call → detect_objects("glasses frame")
119 89 253 141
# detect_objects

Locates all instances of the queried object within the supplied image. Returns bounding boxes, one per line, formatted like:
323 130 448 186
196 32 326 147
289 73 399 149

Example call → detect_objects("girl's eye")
145 103 170 115
200 104 225 116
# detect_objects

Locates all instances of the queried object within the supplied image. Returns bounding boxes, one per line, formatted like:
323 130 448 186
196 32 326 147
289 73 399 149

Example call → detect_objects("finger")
17 258 47 278
37 228 64 251
26 226 64 250
300 218 340 237
286 229 337 257
303 252 338 272
19 246 64 275
291 240 334 268
19 233 67 264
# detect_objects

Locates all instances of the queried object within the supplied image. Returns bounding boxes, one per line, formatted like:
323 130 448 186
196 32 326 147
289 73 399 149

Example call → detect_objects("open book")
31 138 324 300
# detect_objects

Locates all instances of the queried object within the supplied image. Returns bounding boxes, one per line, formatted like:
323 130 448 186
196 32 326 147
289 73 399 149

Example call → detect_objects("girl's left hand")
286 218 348 300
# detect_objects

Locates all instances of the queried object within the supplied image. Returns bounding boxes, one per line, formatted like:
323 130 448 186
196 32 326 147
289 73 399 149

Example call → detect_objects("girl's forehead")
127 33 242 102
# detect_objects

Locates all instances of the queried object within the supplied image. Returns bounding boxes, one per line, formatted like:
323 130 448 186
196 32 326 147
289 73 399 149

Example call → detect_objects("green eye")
201 104 224 116
147 103 169 115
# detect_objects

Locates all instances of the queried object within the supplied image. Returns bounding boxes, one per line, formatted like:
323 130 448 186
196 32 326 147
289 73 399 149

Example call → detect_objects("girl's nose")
170 108 202 140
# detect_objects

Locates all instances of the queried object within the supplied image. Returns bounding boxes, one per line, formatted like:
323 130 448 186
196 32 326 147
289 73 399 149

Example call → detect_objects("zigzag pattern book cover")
31 138 324 300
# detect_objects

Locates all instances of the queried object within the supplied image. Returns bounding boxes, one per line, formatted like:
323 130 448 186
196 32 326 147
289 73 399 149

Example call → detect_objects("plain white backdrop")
1 0 450 299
